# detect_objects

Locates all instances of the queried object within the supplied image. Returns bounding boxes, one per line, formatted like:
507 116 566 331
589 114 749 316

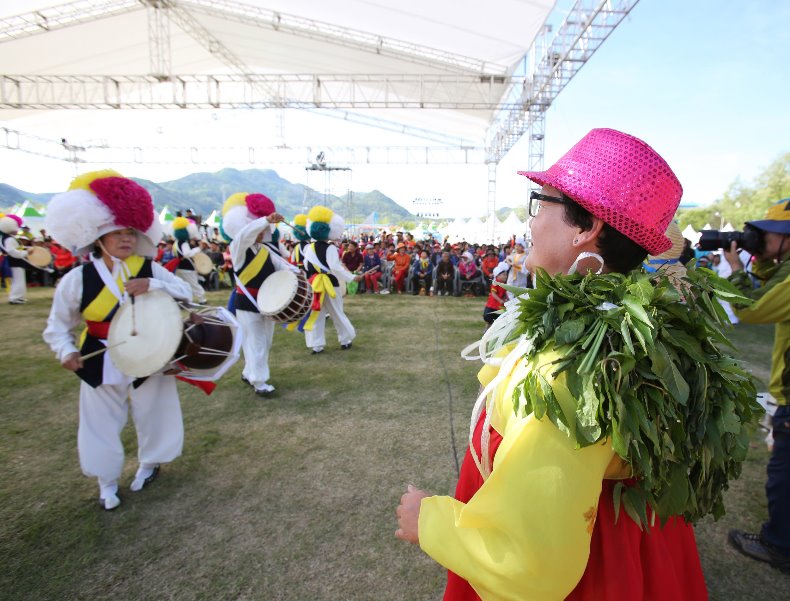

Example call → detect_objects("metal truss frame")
181 0 504 75
0 0 501 75
0 126 485 166
0 0 140 42
485 0 640 164
147 2 172 79
0 73 514 110
0 0 640 195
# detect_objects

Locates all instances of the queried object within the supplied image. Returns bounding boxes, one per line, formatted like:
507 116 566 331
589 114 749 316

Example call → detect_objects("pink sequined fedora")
519 128 682 255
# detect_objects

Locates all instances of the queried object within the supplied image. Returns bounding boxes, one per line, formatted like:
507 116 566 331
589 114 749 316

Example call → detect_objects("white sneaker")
254 382 275 396
130 465 160 492
99 483 121 510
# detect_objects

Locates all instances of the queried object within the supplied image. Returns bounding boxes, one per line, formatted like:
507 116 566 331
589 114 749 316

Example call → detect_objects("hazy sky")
1 0 787 218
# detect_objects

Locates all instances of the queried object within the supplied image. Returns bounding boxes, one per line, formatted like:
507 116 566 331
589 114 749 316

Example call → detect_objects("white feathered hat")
45 170 162 257
306 205 345 241
220 192 277 241
0 213 23 235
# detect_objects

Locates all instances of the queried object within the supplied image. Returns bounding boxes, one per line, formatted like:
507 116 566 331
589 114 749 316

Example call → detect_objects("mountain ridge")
0 168 413 223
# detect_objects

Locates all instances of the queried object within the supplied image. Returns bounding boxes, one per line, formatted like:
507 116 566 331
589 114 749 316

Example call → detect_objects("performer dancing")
302 205 359 354
221 192 297 395
42 170 192 511
289 213 311 270
0 213 29 304
396 129 759 600
172 216 206 303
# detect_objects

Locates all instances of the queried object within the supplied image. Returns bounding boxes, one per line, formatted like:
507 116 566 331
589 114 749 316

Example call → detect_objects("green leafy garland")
507 266 762 527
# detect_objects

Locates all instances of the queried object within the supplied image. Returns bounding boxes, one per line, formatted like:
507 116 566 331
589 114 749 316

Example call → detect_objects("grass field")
1 286 788 600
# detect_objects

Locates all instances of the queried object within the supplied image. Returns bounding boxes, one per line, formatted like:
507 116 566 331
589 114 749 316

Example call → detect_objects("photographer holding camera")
723 198 790 573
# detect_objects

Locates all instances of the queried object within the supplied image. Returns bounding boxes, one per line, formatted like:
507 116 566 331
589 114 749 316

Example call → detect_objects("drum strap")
234 274 260 312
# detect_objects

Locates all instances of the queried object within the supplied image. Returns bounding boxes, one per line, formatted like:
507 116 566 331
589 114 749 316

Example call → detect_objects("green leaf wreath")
507 266 762 527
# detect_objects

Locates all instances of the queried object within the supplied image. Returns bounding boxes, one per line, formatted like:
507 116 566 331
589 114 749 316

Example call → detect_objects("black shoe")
341 343 352 350
728 529 790 573
312 349 324 355
241 374 253 388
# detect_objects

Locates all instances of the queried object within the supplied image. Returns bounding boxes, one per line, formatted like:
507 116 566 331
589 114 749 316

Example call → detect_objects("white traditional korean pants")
9 266 26 302
175 268 205 304
78 374 183 484
236 309 275 389
304 288 356 351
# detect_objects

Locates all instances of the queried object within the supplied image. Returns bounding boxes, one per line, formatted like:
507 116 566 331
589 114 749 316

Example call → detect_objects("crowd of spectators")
336 231 528 297
1 217 532 300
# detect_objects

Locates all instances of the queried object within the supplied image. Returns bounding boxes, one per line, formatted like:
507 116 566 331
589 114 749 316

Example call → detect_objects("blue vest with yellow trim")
76 257 153 388
233 246 276 313
305 241 339 287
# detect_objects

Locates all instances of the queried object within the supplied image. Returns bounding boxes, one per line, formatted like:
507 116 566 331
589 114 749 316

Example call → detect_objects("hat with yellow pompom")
219 192 276 242
45 170 162 257
306 205 345 241
172 216 200 243
291 213 311 242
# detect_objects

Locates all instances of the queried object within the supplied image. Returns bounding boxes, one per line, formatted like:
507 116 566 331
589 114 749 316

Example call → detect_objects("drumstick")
80 341 126 361
130 295 138 336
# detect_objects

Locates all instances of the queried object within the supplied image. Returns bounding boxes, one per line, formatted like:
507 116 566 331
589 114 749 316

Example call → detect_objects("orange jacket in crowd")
388 252 412 275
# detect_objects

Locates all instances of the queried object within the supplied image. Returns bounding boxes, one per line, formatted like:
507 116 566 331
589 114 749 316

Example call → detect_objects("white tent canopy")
682 224 700 245
0 0 555 147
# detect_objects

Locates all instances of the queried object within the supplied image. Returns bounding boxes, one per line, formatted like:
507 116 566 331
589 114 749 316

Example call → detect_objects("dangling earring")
568 251 604 275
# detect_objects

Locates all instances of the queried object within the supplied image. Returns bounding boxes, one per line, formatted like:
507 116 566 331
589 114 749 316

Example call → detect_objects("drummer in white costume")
301 205 360 354
0 213 29 304
42 170 192 511
172 216 206 304
221 192 298 396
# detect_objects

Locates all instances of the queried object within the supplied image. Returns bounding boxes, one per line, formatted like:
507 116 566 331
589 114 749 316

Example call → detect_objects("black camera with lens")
697 224 763 254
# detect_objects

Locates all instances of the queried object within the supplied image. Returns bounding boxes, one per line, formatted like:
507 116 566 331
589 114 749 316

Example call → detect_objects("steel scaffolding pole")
487 162 497 242
146 1 172 80
485 0 640 164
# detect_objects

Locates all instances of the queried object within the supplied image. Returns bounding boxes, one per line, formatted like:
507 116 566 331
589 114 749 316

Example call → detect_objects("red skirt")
443 412 708 601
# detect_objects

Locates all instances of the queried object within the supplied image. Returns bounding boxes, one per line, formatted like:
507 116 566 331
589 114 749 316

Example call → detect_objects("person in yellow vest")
0 213 29 304
221 192 298 395
42 170 192 511
301 205 360 353
172 216 206 303
725 198 790 573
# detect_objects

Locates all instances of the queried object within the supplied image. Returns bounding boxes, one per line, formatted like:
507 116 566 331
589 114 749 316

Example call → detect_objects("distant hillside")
0 168 413 223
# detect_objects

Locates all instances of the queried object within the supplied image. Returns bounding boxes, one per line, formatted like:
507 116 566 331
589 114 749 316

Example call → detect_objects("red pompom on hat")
89 176 154 232
245 193 276 218
46 170 162 257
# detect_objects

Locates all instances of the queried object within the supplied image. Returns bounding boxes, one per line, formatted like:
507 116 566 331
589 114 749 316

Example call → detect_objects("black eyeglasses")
529 191 568 217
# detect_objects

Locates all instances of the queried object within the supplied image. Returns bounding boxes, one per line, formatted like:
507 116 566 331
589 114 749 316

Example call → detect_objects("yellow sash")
79 255 146 345
238 245 270 286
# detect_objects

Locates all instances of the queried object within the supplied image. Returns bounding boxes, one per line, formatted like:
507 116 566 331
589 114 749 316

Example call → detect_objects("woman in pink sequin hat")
396 130 722 601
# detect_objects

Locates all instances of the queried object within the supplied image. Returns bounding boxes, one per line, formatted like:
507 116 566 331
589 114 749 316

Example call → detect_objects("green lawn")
0 286 787 599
